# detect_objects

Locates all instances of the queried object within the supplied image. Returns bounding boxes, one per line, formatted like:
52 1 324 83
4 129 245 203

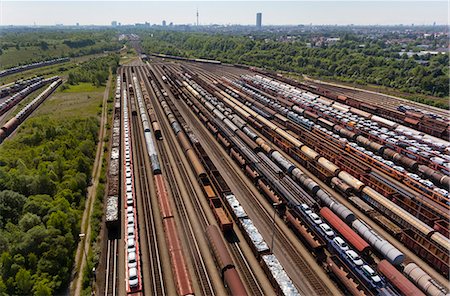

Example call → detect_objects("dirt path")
69 75 111 296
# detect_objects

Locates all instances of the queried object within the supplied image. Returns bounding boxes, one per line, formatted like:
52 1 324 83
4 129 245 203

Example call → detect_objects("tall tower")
196 9 199 26
256 12 262 28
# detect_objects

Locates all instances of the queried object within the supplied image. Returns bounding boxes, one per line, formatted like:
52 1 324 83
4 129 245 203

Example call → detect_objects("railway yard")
98 55 450 296
0 51 449 296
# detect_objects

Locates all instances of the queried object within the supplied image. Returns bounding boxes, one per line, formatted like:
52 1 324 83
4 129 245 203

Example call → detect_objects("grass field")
33 82 104 120
63 82 104 93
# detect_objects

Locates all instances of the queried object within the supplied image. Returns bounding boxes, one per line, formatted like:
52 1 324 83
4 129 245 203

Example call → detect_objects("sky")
0 1 447 26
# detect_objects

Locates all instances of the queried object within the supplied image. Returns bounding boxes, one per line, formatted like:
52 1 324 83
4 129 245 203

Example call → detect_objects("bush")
0 116 99 294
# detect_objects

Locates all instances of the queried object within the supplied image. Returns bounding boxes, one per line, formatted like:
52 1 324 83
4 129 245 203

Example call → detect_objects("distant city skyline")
1 1 447 26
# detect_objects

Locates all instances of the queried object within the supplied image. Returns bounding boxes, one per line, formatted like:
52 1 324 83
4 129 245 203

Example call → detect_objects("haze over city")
1 1 447 26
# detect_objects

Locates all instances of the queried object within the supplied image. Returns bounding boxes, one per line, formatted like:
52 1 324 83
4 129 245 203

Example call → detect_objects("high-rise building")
111 21 117 27
256 12 262 28
162 20 167 26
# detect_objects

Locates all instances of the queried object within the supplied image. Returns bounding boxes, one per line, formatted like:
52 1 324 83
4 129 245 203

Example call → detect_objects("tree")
39 41 49 51
32 278 52 296
15 268 33 295
0 191 27 228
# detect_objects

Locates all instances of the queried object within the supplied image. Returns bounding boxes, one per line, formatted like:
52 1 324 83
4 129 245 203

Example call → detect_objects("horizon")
1 1 447 27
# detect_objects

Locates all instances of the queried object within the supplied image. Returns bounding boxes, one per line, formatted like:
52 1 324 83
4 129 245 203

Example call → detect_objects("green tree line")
0 116 99 295
67 54 119 87
141 31 449 101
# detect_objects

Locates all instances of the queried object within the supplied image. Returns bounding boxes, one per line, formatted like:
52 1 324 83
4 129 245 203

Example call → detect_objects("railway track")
107 58 450 296
155 63 336 295
137 66 217 296
305 80 449 118
104 239 118 296
164 61 450 292
147 64 270 296
125 67 166 295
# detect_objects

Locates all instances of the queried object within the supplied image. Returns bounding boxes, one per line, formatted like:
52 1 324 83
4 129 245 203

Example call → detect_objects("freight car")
224 194 301 296
105 75 123 235
0 57 69 77
176 69 442 294
181 74 395 295
0 79 62 144
377 260 425 296
0 76 43 99
105 195 120 232
206 225 249 295
147 67 233 232
403 263 449 296
0 76 58 117
122 80 143 294
224 76 450 257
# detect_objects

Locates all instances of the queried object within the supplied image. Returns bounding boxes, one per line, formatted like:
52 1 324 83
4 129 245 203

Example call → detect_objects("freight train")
121 76 143 294
0 57 69 77
105 75 123 233
0 76 58 117
149 53 221 65
132 70 195 296
176 69 449 291
216 76 450 276
238 76 449 192
0 76 43 99
179 75 400 289
224 194 301 296
225 76 449 215
0 78 61 144
249 67 450 141
146 67 234 232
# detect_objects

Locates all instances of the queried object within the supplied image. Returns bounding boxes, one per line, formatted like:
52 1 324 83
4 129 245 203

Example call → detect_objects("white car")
126 206 134 215
128 267 139 288
127 238 136 252
373 156 383 162
309 213 323 225
406 147 419 153
384 161 395 167
346 250 364 266
127 226 135 237
419 179 434 188
333 237 349 251
434 188 449 197
393 166 405 173
407 173 420 181
300 204 312 214
361 265 381 283
386 138 398 144
319 223 335 237
128 251 137 268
